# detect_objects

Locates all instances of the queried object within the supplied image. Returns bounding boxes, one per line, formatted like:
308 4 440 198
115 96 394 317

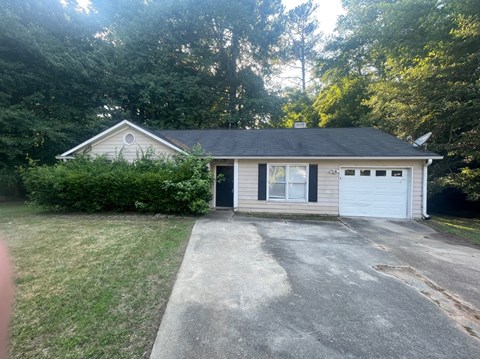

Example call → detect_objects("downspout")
233 159 239 211
422 159 433 219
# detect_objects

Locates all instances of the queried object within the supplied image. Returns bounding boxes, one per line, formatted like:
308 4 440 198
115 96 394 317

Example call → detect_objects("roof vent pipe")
294 122 307 128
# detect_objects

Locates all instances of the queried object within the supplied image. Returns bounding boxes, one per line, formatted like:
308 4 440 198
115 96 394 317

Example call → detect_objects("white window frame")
123 132 136 146
267 163 309 202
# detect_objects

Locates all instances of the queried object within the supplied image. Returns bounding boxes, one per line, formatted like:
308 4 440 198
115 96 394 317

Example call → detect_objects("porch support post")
208 162 215 208
233 159 239 210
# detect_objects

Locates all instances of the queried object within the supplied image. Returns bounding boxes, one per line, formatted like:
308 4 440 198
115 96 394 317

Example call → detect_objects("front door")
216 166 234 207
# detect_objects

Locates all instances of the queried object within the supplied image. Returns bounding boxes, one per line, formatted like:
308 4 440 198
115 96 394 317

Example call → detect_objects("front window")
268 165 307 201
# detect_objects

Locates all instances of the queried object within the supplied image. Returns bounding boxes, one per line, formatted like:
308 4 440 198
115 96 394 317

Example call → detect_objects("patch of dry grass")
0 203 194 358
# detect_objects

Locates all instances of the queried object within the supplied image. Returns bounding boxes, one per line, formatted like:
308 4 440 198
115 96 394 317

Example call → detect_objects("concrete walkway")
150 214 480 358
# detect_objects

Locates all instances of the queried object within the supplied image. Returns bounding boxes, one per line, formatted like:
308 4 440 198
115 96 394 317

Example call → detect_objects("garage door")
339 168 410 219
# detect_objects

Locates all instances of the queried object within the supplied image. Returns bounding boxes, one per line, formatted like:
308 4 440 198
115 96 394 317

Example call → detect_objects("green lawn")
0 203 194 358
427 214 480 245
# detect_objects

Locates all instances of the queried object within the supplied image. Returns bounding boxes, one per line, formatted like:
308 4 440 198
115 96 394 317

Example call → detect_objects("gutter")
210 156 444 160
422 159 433 219
55 155 75 161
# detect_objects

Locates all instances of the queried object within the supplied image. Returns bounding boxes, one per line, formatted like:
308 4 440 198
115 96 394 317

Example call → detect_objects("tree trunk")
229 31 239 128
300 33 306 91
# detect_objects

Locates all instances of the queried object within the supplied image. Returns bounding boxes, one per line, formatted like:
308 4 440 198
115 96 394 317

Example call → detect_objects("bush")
21 150 214 215
0 167 23 199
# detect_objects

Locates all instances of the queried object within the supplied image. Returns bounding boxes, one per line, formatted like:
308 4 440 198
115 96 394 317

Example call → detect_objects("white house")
58 120 443 219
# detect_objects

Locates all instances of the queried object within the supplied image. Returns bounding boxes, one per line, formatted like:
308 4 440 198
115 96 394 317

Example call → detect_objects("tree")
280 90 319 128
191 0 285 128
85 0 222 129
283 0 320 91
314 72 369 127
97 0 285 129
0 0 110 196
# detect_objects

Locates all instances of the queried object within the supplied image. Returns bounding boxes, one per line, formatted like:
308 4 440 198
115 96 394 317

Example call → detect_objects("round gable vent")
123 132 136 145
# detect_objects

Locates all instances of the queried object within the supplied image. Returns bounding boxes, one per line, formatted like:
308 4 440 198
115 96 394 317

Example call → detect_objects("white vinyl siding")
85 128 178 161
236 159 425 218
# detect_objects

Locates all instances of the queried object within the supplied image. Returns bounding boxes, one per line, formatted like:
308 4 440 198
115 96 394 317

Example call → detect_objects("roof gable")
57 120 186 159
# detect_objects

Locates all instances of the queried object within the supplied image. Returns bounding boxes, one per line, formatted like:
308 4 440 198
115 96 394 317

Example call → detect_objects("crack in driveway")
374 264 480 340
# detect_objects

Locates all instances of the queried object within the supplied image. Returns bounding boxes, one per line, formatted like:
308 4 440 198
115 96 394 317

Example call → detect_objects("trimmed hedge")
21 151 214 214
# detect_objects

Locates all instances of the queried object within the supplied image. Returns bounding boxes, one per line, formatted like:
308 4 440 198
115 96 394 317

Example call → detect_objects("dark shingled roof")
151 127 440 158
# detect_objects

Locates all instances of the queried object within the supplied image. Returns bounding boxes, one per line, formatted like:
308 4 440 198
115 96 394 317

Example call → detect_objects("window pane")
269 166 285 183
376 170 386 176
269 183 285 199
360 170 371 176
392 170 403 177
289 183 306 199
124 133 135 145
345 169 355 176
289 166 307 182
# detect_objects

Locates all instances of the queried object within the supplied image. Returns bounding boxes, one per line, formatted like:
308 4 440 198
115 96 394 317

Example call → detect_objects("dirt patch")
374 264 480 340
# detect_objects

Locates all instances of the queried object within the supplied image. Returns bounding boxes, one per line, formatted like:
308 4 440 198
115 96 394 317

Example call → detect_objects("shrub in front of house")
21 150 214 215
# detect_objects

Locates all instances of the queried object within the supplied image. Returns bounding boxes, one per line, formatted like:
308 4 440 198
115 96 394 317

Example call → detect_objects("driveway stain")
374 264 480 340
176 219 292 310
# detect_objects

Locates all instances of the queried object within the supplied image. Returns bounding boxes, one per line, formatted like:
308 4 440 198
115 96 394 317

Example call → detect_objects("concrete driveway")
150 213 480 359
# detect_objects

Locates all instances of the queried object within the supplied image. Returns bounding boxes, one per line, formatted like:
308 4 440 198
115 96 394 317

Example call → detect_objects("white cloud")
59 0 92 13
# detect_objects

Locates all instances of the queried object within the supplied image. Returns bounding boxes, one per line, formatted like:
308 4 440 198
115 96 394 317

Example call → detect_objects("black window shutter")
308 164 318 202
258 163 267 200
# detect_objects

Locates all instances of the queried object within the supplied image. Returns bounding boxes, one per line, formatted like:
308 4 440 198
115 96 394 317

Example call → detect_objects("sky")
283 0 344 35
60 0 91 12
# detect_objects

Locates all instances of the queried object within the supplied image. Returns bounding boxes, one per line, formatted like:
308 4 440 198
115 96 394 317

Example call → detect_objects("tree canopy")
0 0 111 195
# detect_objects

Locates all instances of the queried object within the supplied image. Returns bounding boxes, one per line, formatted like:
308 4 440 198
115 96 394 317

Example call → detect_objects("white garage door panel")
339 168 409 219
